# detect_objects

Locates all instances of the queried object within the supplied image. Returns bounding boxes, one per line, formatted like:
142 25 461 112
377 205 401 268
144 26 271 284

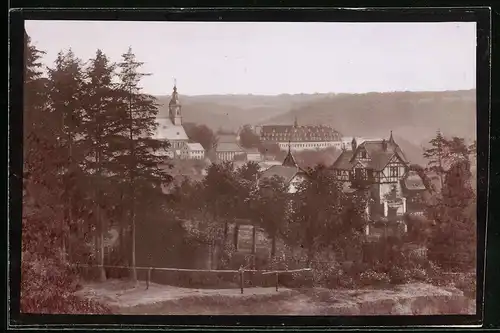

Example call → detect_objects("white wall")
277 140 342 152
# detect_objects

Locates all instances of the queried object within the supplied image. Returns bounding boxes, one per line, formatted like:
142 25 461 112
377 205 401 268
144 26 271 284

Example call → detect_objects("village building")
330 131 428 239
259 118 343 152
257 145 306 194
152 83 203 159
245 148 263 162
181 142 205 160
215 133 245 162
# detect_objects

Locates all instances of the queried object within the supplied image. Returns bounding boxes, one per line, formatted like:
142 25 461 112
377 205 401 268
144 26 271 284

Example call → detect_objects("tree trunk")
131 209 137 282
97 200 106 282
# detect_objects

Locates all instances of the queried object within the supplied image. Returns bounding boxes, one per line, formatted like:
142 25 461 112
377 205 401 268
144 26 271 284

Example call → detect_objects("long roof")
217 134 239 143
186 143 204 151
154 118 189 141
216 142 244 152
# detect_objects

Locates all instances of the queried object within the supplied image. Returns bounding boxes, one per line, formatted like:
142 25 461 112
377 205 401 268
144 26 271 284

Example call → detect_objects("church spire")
169 78 182 125
282 140 298 168
389 130 395 144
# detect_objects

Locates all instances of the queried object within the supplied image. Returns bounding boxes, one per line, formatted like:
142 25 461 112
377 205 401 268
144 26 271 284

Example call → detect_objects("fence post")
146 267 152 290
239 266 244 294
275 272 279 292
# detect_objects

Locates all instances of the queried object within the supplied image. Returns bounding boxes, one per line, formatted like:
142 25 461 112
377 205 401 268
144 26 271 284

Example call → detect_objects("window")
390 166 399 177
355 168 363 180
361 151 367 159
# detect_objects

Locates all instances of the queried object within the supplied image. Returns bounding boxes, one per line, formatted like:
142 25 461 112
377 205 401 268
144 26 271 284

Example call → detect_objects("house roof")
216 142 244 152
331 150 354 170
352 138 409 171
259 165 300 184
186 143 204 151
154 118 189 141
401 171 427 191
260 125 341 142
217 134 238 143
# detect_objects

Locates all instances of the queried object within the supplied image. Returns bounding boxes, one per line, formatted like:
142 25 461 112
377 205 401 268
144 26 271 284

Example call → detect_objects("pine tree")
423 130 449 191
46 49 88 259
427 159 476 271
116 47 172 281
80 49 127 281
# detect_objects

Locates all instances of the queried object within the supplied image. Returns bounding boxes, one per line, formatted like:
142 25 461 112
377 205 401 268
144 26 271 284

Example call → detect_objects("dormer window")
361 151 367 159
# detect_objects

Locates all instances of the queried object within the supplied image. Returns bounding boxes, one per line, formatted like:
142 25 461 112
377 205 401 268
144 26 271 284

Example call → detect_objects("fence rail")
72 263 312 294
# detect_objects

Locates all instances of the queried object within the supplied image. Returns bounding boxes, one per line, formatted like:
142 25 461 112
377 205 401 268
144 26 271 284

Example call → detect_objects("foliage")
287 165 367 264
21 34 173 311
359 270 391 287
238 125 262 149
184 122 218 151
236 161 260 181
427 160 476 271
248 175 289 257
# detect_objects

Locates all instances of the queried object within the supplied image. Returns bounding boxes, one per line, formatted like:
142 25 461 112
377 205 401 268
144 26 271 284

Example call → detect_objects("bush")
21 255 111 314
359 269 390 287
454 273 476 299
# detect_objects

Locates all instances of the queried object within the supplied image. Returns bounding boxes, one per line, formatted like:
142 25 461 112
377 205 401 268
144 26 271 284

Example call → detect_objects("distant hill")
262 90 476 148
154 90 476 166
155 93 331 132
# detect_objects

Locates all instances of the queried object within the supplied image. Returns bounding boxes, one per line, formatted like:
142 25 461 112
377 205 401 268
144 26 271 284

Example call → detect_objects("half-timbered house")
331 131 427 239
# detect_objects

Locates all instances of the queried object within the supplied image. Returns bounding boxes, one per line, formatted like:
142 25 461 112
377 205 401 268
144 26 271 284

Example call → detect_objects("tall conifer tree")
116 47 171 281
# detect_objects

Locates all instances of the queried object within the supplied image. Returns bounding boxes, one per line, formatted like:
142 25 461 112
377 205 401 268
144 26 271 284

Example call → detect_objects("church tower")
169 80 182 126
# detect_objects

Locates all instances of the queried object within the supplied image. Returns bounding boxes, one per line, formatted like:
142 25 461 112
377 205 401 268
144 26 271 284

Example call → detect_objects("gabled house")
257 146 306 194
331 131 427 238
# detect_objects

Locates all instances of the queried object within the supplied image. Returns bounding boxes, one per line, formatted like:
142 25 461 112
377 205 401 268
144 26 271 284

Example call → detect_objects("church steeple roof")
282 141 298 168
388 130 395 144
169 79 180 106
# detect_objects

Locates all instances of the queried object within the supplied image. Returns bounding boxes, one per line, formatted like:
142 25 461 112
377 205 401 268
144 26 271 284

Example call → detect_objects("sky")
25 20 477 96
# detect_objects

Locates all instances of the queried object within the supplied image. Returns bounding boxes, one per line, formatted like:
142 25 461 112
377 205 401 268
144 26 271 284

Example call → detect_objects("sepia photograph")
20 18 478 317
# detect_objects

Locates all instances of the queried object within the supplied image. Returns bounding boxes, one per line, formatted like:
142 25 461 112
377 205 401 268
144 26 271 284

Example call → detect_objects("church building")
153 83 200 159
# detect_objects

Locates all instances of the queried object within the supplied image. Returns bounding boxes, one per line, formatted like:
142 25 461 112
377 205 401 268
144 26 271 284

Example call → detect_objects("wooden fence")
72 264 312 294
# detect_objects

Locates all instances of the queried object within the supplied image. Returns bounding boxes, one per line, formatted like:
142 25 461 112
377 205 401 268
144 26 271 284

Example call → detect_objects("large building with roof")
215 133 245 162
259 118 343 152
331 131 429 239
152 84 203 159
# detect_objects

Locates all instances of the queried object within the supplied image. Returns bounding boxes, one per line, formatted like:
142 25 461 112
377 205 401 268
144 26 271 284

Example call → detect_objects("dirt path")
77 280 476 315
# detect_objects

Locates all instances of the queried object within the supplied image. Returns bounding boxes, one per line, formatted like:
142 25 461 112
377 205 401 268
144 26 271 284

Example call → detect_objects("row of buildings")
153 84 383 164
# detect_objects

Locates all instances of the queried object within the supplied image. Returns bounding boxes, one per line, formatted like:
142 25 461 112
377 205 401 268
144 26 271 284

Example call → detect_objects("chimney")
351 137 357 151
382 139 387 151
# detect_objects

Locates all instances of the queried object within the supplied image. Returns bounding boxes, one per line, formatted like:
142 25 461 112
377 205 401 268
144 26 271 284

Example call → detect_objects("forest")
20 33 477 314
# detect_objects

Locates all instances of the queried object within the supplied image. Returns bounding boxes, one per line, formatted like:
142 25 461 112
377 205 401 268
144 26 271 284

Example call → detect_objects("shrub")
359 269 390 287
21 255 111 314
454 273 476 299
389 267 412 285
